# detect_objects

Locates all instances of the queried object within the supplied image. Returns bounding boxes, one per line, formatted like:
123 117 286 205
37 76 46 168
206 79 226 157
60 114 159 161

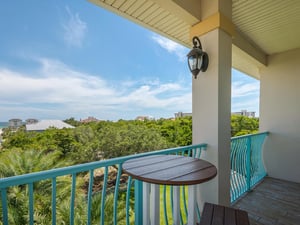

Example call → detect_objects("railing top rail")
231 131 269 140
0 144 207 188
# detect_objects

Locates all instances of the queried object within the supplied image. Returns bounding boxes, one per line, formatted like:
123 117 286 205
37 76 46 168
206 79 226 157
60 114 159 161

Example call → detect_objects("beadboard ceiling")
89 0 300 78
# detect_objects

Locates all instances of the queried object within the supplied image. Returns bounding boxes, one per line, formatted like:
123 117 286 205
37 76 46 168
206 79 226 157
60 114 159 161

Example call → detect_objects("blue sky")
0 0 259 121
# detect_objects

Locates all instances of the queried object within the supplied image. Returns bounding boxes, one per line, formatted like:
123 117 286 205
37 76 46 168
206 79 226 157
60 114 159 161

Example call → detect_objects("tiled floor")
233 177 300 225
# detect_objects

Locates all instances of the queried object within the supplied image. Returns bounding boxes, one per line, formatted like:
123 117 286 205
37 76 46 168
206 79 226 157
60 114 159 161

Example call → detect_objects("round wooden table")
122 154 217 225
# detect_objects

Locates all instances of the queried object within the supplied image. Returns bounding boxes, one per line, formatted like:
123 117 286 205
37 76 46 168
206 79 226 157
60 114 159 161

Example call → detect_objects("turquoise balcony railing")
230 132 269 202
1 132 269 224
0 144 206 225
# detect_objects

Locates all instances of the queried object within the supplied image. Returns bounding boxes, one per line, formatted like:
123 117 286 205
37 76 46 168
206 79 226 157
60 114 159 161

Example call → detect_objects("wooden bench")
199 202 250 225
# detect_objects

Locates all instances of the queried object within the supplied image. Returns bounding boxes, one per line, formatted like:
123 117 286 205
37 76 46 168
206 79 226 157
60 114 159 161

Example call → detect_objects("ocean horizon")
0 122 9 128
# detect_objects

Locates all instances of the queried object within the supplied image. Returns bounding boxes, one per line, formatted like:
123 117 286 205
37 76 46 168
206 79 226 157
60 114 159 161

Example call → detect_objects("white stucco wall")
260 48 300 183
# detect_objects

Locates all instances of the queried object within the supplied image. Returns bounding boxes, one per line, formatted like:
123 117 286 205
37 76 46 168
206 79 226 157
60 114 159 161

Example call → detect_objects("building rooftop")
80 116 99 123
26 120 74 131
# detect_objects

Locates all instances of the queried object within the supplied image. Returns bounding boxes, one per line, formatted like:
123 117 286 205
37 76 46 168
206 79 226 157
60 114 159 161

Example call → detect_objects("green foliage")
140 117 192 146
0 115 261 224
90 192 130 225
1 128 34 149
231 115 259 137
1 115 259 164
0 149 64 178
0 149 85 224
95 122 170 159
63 117 81 127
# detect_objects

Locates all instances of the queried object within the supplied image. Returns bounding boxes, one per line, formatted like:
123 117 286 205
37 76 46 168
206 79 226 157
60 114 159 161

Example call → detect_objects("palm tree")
90 192 130 225
0 148 64 178
0 149 85 224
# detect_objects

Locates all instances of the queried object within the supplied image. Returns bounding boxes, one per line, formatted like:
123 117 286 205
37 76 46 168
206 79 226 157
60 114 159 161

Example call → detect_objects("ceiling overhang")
88 0 300 79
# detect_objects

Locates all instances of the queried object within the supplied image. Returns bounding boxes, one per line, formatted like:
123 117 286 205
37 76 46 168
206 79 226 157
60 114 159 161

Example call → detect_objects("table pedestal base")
142 183 198 225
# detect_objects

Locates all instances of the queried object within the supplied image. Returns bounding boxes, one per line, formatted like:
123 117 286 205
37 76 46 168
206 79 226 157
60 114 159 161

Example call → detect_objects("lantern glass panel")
197 55 203 70
189 56 198 70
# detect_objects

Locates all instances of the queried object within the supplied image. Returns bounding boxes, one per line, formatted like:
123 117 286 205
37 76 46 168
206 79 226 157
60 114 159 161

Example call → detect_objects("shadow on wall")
262 132 300 183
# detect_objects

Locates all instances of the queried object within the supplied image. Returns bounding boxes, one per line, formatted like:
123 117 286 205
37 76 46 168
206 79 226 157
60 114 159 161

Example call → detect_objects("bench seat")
199 202 250 225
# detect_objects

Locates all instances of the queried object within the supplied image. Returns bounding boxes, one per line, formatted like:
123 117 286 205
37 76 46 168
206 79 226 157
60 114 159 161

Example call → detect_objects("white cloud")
0 58 261 120
62 6 87 47
120 84 190 108
151 35 187 61
232 81 259 98
231 80 259 114
0 58 191 120
1 58 262 120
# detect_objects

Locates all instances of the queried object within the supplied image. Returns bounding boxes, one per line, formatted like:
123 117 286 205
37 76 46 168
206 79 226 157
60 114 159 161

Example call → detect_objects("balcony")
234 177 300 225
1 0 299 224
2 132 297 225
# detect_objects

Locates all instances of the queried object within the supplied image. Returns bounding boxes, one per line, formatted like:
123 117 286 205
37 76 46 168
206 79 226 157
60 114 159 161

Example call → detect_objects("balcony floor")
233 177 300 225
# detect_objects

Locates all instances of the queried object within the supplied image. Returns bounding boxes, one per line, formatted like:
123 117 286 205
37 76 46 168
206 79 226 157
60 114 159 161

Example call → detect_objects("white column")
192 0 232 206
193 28 232 206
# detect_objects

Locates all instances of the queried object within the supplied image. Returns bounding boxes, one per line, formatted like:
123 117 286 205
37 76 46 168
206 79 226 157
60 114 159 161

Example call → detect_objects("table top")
122 155 217 186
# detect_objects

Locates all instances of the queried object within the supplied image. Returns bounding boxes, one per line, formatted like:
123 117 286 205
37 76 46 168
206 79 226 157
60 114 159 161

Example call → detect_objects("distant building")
232 110 256 118
8 118 23 129
26 120 74 132
174 112 192 118
80 116 99 123
26 118 39 124
135 116 154 121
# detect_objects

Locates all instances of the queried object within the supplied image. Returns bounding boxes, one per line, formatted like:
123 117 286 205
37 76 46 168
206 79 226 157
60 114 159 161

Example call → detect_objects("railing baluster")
163 185 169 225
134 180 143 225
237 138 246 195
170 185 173 220
100 167 108 225
232 139 240 200
230 132 269 202
87 169 94 225
251 135 258 185
180 210 183 225
195 147 201 159
230 141 236 202
125 176 132 225
70 173 76 225
113 164 122 225
247 137 251 191
1 188 8 225
28 183 34 225
182 186 188 219
51 178 56 225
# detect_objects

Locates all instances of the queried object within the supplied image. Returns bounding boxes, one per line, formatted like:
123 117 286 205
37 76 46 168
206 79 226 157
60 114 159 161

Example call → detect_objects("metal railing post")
246 136 251 192
134 180 143 225
1 189 8 225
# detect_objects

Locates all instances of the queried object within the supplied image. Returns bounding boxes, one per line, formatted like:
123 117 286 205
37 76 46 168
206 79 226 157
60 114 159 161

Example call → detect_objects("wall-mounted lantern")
187 36 209 79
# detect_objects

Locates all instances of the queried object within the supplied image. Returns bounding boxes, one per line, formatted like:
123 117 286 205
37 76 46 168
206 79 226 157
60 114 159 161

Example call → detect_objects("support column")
192 0 232 207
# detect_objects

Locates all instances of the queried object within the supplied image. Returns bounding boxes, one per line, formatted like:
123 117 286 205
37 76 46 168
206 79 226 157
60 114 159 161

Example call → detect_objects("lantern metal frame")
187 36 209 79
